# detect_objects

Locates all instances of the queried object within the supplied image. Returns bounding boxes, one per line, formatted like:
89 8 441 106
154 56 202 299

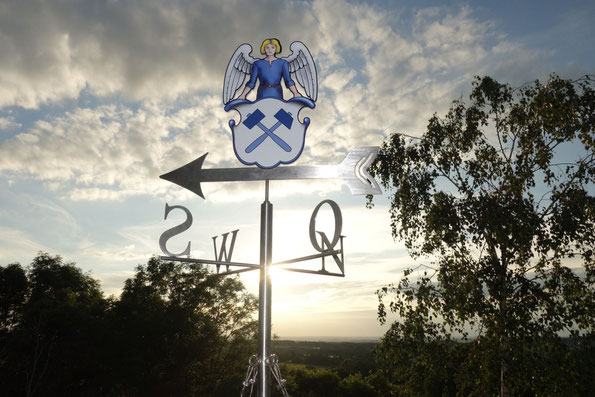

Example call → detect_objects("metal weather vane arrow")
160 146 382 199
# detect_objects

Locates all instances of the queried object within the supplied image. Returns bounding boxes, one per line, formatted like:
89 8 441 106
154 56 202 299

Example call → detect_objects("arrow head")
160 153 207 199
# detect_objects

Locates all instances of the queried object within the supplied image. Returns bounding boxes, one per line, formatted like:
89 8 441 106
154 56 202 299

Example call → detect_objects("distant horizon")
276 336 381 343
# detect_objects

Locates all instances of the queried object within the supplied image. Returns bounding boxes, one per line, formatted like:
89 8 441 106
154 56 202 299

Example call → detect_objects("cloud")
0 116 21 130
0 226 53 264
0 94 239 200
0 0 318 108
0 0 568 202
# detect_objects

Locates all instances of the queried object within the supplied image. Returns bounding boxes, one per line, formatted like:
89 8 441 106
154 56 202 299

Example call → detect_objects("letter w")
212 229 239 266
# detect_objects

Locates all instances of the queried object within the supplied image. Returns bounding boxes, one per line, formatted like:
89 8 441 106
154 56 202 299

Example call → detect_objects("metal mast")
258 180 273 396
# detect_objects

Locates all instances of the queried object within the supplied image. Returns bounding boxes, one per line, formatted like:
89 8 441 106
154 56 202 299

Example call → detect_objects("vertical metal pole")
258 180 272 397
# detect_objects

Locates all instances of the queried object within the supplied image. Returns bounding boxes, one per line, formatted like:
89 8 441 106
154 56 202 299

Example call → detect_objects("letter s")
159 203 192 257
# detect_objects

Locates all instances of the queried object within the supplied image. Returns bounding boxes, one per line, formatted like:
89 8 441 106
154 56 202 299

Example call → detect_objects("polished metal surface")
212 229 239 272
159 256 259 269
160 146 382 199
159 204 193 257
272 249 342 267
258 180 273 397
309 199 342 251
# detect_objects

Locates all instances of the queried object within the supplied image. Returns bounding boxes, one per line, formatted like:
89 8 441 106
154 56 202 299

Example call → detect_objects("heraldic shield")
225 97 315 169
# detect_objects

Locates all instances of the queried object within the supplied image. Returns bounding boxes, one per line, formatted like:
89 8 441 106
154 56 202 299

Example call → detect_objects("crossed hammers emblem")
243 108 294 153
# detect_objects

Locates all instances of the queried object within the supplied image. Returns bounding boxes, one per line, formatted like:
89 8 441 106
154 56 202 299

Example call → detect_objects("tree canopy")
1 254 391 396
369 74 594 396
0 253 257 396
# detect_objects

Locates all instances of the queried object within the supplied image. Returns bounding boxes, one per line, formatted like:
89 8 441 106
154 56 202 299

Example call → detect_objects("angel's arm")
283 61 301 98
237 85 252 100
289 85 301 98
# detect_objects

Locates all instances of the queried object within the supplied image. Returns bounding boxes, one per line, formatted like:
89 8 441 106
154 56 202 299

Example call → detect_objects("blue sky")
0 0 593 339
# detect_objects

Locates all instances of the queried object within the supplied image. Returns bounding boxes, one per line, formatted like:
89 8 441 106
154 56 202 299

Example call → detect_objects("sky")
0 0 593 340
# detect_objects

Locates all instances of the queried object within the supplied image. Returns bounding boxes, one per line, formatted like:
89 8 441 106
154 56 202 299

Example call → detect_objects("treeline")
0 253 389 397
0 253 257 396
273 338 594 397
2 253 594 396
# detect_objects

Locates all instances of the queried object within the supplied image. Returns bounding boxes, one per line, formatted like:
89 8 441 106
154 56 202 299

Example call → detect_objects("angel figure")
223 38 318 105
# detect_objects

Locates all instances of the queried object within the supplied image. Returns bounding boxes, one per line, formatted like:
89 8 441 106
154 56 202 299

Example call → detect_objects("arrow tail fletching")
339 147 382 195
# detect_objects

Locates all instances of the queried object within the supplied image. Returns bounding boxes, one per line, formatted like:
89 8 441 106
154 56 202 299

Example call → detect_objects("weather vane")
158 38 382 397
223 38 317 169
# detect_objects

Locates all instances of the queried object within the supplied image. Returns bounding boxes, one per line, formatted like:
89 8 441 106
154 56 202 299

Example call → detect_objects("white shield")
225 97 315 169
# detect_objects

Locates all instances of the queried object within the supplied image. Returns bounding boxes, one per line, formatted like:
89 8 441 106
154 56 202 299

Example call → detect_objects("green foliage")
279 365 385 397
369 75 595 396
271 339 376 373
2 255 388 396
0 253 258 396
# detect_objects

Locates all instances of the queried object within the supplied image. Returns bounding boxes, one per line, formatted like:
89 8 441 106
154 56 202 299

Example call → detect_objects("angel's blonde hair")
260 38 282 55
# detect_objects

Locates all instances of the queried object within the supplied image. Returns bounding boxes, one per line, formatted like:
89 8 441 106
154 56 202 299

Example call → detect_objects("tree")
369 75 594 396
0 263 28 333
107 257 258 396
0 254 258 396
0 253 108 396
279 365 387 397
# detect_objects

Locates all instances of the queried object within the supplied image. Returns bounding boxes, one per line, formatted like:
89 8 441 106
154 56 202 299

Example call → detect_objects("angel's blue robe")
246 59 295 100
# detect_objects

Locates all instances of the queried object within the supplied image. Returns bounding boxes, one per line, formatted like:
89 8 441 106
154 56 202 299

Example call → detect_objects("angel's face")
264 43 277 57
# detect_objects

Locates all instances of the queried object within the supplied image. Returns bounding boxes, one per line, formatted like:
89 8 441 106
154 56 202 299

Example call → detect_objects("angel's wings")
284 41 318 102
222 41 318 104
223 44 256 105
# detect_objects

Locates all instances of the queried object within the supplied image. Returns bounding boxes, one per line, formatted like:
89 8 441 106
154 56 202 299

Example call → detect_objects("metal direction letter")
212 229 239 272
159 146 382 199
159 203 192 257
309 200 345 274
309 200 342 251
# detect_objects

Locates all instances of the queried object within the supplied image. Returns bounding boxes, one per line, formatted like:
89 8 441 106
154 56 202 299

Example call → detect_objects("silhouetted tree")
369 74 594 396
0 253 107 396
0 263 28 332
0 254 258 396
107 257 258 396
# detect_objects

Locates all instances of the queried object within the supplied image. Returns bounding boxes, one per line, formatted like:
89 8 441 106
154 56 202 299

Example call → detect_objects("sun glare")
269 265 302 286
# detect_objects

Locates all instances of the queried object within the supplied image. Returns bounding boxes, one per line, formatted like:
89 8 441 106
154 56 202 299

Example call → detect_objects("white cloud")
0 0 581 206
0 0 320 108
0 226 53 264
0 94 241 200
0 116 21 130
0 0 563 204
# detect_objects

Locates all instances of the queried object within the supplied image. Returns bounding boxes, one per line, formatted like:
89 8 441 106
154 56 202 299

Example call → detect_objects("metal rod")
258 180 273 397
272 250 342 266
159 256 259 268
265 179 269 201
278 267 345 277
209 267 259 277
